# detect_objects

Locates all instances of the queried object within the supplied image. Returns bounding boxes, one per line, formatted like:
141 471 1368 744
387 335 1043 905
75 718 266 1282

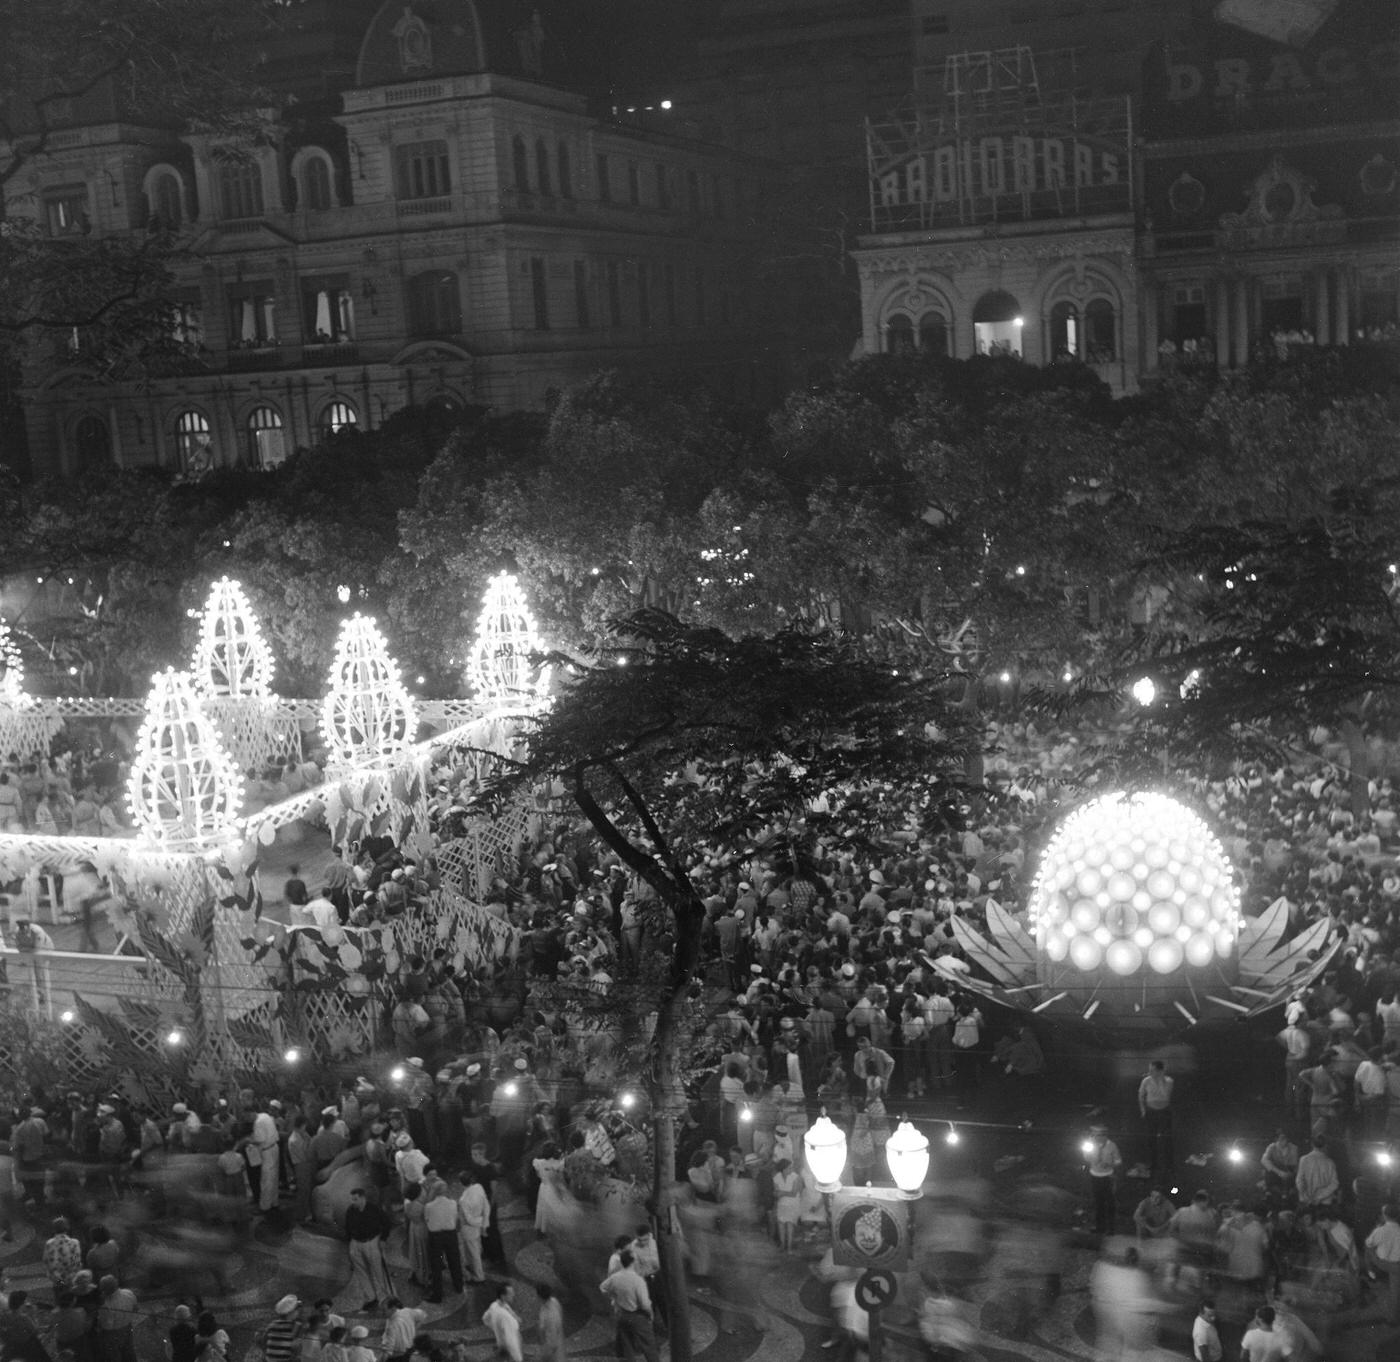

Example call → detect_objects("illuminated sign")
1164 42 1400 102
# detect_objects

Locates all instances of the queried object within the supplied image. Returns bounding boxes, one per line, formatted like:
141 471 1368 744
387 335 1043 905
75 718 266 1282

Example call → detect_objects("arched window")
512 136 530 192
174 409 214 473
319 400 358 439
406 270 462 335
972 289 1023 357
1049 300 1080 360
535 138 551 196
1085 298 1116 362
246 406 286 468
884 314 914 354
302 155 333 212
72 414 111 472
149 171 183 230
217 160 263 219
556 142 572 198
918 313 949 357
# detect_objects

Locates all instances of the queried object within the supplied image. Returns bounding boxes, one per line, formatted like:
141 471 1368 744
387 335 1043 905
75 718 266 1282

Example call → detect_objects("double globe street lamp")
803 1111 931 1195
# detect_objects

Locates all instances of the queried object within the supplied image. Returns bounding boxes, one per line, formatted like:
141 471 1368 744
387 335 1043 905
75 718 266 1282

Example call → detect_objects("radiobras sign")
875 132 1127 213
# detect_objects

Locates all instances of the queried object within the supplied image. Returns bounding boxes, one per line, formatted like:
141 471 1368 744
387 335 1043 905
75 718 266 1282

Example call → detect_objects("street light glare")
1131 676 1157 707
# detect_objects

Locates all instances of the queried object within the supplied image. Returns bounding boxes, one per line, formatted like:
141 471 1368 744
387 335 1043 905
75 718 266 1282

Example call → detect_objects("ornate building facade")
8 0 773 478
856 0 1399 392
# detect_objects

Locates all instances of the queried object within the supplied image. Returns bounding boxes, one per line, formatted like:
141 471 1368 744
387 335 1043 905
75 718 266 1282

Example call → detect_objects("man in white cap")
345 1327 374 1362
263 1295 303 1362
250 1103 281 1213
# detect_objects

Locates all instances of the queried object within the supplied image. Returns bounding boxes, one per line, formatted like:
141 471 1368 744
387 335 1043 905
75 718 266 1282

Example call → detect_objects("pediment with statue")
1217 154 1345 251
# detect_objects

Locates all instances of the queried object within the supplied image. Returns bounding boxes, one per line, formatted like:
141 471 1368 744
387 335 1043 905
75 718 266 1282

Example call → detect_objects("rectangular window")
627 160 640 206
217 162 264 219
664 262 677 327
43 186 89 236
656 163 670 210
596 153 611 202
302 276 355 342
531 257 549 330
637 262 650 328
227 285 277 346
607 260 622 327
172 296 203 349
407 271 462 335
395 140 451 200
573 260 590 329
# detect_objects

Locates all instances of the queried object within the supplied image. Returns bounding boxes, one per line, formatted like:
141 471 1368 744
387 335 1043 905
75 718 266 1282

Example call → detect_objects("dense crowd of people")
3 716 1400 1359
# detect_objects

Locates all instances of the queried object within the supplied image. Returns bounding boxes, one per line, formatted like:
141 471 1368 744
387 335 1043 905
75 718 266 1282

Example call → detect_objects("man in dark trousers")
344 1187 393 1309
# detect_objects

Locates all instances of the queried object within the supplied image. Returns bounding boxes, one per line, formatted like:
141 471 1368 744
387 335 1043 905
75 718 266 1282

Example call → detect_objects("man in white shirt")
1365 1202 1400 1325
1354 1052 1388 1139
1084 1121 1123 1236
294 892 340 932
1295 1136 1340 1209
1191 1300 1222 1362
458 1169 490 1282
380 1299 426 1362
1137 1060 1174 1182
600 1250 659 1362
423 1183 463 1302
250 1106 281 1212
482 1282 522 1362
1240 1306 1290 1362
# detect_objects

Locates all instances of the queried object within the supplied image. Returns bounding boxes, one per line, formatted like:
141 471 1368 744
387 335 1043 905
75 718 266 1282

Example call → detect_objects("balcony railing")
301 341 360 365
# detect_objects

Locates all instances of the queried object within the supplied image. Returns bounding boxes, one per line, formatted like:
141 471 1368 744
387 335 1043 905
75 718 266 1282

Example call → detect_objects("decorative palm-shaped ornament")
465 572 545 707
191 577 274 699
128 669 243 848
320 614 417 766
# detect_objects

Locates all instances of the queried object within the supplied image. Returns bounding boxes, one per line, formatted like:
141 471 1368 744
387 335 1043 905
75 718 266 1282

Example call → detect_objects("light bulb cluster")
1030 792 1241 978
320 614 418 766
465 572 547 707
127 668 244 849
0 619 29 706
191 577 275 700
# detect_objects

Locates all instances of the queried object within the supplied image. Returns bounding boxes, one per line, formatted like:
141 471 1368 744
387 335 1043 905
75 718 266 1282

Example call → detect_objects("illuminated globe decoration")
320 614 418 768
192 577 274 699
465 571 547 708
128 668 244 849
1030 792 1242 994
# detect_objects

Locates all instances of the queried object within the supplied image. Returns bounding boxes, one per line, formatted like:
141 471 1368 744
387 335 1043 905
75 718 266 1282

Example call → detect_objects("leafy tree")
474 609 974 1362
1074 370 1400 807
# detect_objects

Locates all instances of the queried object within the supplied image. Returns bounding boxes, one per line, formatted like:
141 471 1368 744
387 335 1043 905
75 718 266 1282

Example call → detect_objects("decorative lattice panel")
321 615 418 770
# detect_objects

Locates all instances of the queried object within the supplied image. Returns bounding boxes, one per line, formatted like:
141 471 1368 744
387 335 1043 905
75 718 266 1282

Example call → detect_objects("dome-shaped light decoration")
0 620 28 707
804 1114 848 1192
191 577 274 700
1029 792 1241 981
128 668 243 848
885 1120 930 1195
465 572 545 708
320 614 417 767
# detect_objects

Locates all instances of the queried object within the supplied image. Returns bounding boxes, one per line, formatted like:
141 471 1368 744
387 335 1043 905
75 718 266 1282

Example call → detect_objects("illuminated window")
175 410 214 471
972 290 1022 357
247 406 287 467
303 277 355 341
43 186 89 236
319 401 357 438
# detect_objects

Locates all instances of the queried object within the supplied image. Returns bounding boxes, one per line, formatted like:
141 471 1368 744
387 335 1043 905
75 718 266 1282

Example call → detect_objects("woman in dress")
400 1182 431 1287
772 1158 802 1253
531 1142 566 1237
